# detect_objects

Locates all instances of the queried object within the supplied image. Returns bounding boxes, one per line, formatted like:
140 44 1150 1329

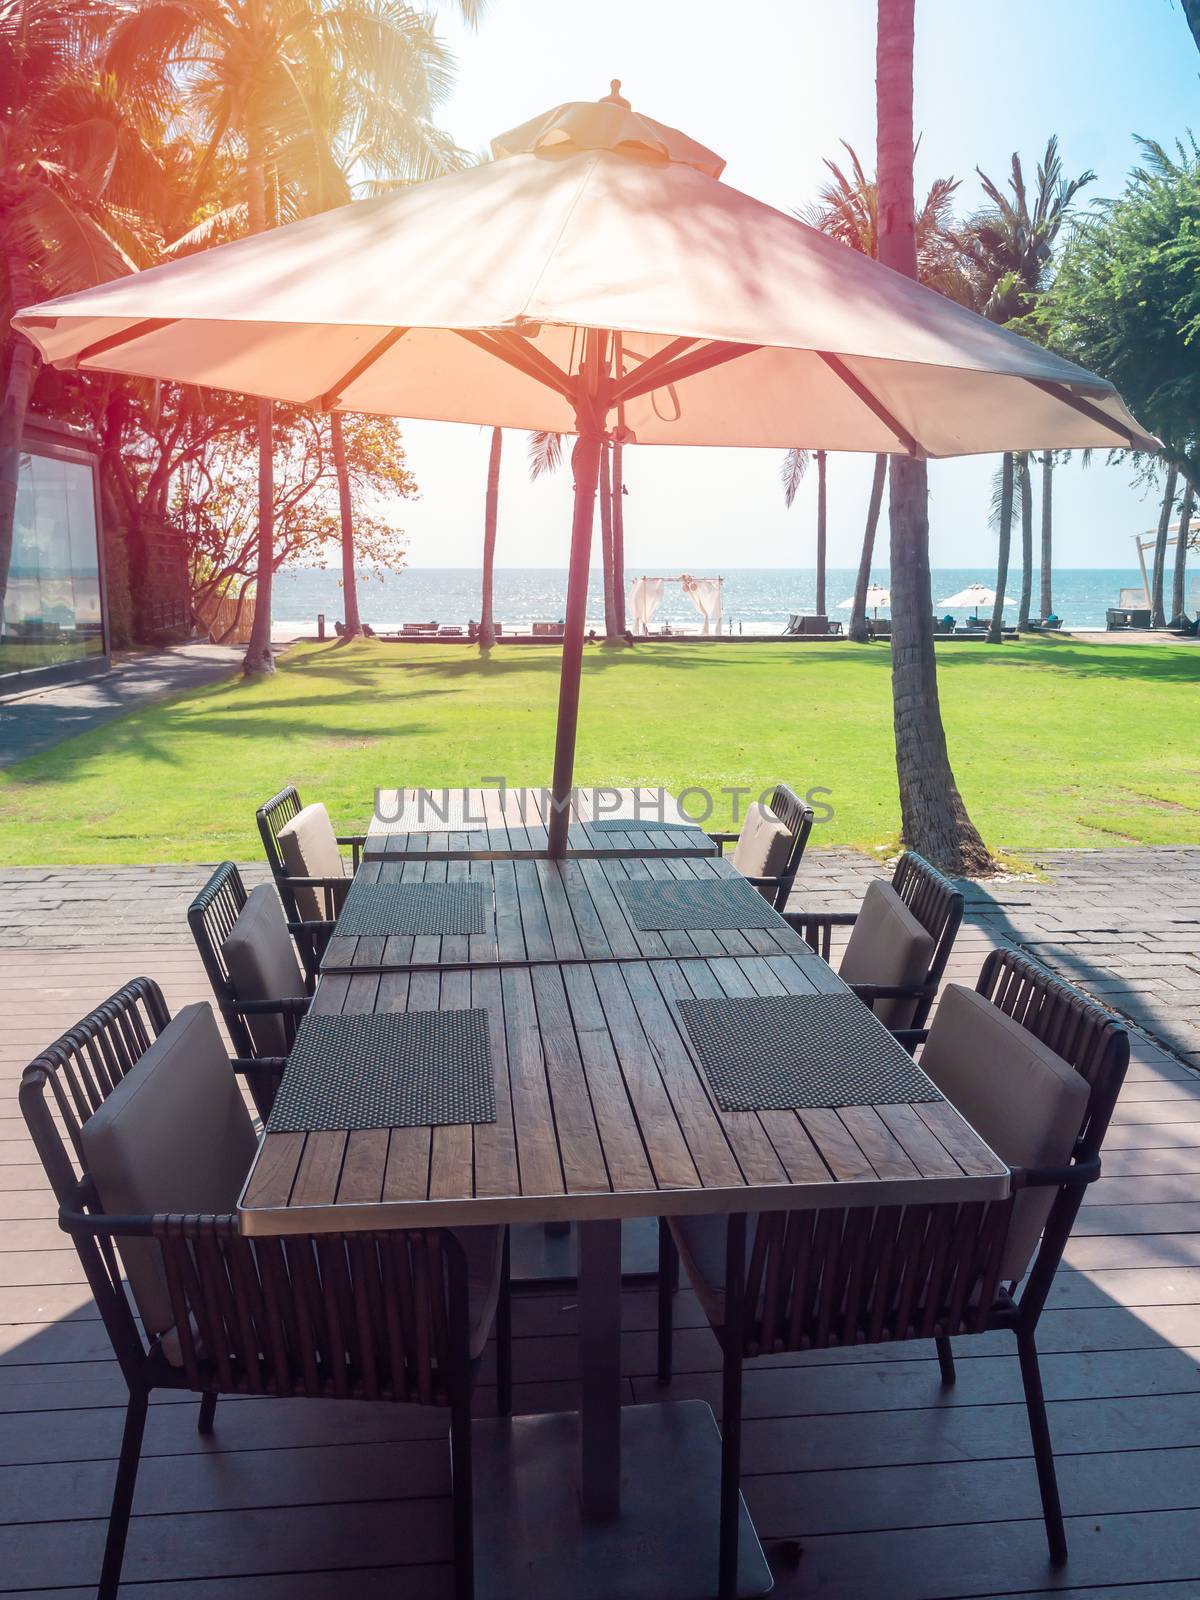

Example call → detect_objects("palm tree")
1151 465 1179 627
1039 451 1055 620
798 144 965 640
1171 481 1194 626
780 447 828 614
959 140 1094 633
876 0 989 873
478 426 501 649
528 428 622 640
611 435 627 633
1016 452 1033 627
330 411 361 639
1 1 169 624
987 453 1016 643
106 0 470 674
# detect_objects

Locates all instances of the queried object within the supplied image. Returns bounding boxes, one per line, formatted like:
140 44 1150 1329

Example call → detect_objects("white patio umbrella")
13 89 1157 854
937 583 1013 611
838 584 891 616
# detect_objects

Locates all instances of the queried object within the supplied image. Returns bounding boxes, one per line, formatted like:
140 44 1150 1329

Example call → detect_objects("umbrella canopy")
838 585 891 610
937 583 1012 610
12 90 1157 853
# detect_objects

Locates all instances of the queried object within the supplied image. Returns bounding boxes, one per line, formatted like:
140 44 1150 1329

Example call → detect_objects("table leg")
577 1217 622 1518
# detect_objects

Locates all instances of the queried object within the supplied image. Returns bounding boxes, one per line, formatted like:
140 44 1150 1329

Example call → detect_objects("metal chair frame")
709 782 815 911
785 850 964 1033
656 948 1129 1595
256 785 363 959
20 978 510 1600
187 861 325 1106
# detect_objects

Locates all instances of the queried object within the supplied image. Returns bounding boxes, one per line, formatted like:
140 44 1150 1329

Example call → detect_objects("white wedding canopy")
13 90 1157 852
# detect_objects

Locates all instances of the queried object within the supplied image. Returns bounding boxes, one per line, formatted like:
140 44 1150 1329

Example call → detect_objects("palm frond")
527 430 563 481
780 447 809 508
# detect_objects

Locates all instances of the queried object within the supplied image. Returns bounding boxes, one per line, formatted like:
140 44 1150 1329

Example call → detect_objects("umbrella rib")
608 336 702 403
454 329 575 401
1024 379 1139 449
73 319 179 367
316 328 409 409
615 339 761 403
817 352 924 457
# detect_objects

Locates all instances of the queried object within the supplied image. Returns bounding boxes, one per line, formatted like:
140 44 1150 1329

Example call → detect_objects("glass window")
1 445 105 679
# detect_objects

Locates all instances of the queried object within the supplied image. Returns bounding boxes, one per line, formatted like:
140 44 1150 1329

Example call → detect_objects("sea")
271 565 1196 636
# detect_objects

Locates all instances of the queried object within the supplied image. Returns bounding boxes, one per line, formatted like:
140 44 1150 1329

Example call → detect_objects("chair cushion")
79 1004 258 1343
838 879 936 1028
731 802 793 882
667 1213 757 1327
920 984 1090 1282
276 801 346 919
222 884 306 1056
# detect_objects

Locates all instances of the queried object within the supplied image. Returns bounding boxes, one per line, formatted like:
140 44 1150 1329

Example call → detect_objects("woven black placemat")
676 992 943 1111
267 1010 495 1132
590 817 705 833
619 877 783 931
336 881 488 937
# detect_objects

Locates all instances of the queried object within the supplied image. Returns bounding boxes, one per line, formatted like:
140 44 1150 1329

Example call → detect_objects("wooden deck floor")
3 880 1200 1598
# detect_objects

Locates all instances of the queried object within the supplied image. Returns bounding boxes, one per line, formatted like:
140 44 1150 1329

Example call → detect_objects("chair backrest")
257 785 303 904
20 981 471 1405
275 802 347 920
889 851 965 1027
188 862 308 1062
744 783 813 909
737 949 1128 1358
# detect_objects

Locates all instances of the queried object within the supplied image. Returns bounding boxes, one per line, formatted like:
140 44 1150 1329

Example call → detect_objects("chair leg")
718 1335 744 1600
449 1357 475 1600
496 1230 512 1418
718 1215 746 1600
935 1335 956 1387
657 1220 676 1385
1017 1330 1067 1565
99 1387 149 1600
197 1391 217 1434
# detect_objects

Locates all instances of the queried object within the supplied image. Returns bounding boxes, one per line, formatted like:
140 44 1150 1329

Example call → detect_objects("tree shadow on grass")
929 637 1200 687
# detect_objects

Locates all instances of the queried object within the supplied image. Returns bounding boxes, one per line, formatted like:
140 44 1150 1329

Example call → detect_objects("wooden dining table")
363 784 718 860
239 856 1010 1599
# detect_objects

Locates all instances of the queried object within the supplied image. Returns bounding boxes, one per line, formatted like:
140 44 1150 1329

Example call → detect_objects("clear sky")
382 0 1199 571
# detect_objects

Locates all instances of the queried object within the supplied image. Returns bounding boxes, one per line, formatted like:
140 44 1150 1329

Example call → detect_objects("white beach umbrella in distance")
13 89 1158 855
937 583 1013 611
838 584 891 614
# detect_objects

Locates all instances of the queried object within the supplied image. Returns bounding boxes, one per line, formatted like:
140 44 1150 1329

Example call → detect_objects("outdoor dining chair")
709 783 814 910
20 980 511 1600
187 861 321 1108
786 851 964 1036
257 784 363 932
655 948 1129 1596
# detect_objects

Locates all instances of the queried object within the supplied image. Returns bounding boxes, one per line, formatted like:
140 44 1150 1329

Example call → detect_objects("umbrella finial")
600 79 631 109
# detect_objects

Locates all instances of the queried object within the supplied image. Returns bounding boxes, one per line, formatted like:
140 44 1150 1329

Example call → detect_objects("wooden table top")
238 951 1010 1237
321 854 809 974
363 786 717 860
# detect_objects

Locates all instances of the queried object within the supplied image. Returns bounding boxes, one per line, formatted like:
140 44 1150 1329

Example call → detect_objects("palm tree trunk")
611 438 626 634
331 412 361 640
815 450 828 615
876 0 989 875
242 140 276 676
1017 453 1033 628
849 453 887 643
1172 482 1194 625
1040 451 1053 620
0 256 40 626
479 426 502 650
599 440 619 640
988 453 1014 644
1151 465 1178 628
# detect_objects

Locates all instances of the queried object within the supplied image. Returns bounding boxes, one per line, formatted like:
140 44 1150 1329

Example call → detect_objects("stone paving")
0 642 244 767
0 844 1197 1068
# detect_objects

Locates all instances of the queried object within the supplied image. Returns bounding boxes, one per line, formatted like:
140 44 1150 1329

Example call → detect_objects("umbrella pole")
548 428 603 857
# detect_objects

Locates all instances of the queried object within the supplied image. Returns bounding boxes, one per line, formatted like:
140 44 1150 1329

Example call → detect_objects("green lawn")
2 637 1197 866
